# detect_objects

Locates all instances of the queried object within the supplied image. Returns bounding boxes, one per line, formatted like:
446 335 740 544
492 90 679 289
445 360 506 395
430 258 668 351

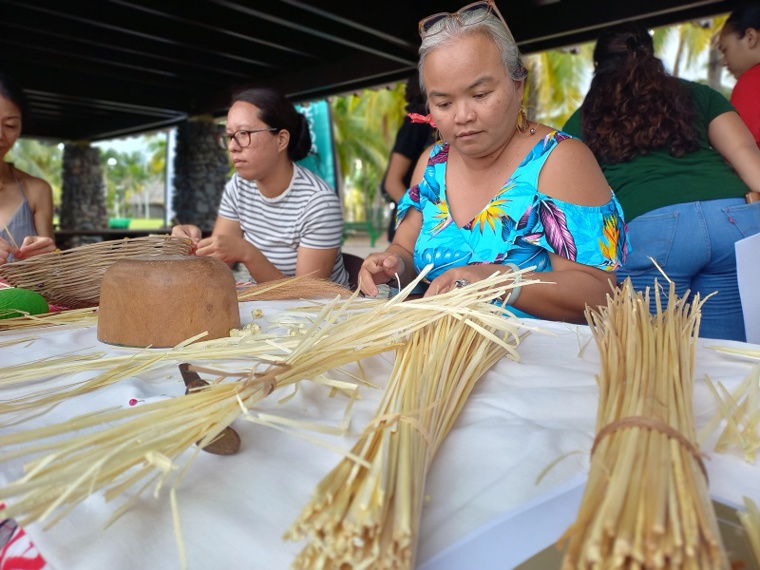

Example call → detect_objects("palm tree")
100 149 151 218
146 133 168 177
7 139 63 203
330 83 407 221
524 45 594 127
654 17 728 91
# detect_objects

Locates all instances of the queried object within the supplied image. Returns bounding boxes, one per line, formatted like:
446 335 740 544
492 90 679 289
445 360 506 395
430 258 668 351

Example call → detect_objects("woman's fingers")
13 236 56 260
358 254 401 297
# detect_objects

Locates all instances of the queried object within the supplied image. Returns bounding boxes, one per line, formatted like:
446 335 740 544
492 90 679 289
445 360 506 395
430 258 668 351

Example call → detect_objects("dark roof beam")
109 0 320 60
1 23 258 82
209 0 418 65
1 0 282 71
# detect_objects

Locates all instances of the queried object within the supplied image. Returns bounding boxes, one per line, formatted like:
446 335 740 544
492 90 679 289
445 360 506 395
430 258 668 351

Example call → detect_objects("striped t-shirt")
218 164 348 285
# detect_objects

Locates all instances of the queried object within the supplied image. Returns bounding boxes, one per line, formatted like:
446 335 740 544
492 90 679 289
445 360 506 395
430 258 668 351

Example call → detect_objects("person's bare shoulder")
15 169 53 199
538 137 611 206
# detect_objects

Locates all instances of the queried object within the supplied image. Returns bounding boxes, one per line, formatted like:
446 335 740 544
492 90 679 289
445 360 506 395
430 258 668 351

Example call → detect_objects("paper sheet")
736 232 760 344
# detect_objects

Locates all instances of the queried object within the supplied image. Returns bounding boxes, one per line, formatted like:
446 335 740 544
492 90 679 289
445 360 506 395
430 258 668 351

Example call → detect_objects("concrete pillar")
172 116 229 232
60 142 108 248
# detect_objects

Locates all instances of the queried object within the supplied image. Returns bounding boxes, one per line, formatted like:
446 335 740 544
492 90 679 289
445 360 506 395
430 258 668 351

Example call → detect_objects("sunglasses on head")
418 0 513 40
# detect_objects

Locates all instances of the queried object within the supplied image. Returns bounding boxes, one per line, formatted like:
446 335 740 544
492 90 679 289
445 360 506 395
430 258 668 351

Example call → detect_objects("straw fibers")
237 275 351 301
698 367 760 464
285 298 525 569
739 497 760 567
559 279 728 569
0 235 191 308
0 268 532 557
0 307 97 332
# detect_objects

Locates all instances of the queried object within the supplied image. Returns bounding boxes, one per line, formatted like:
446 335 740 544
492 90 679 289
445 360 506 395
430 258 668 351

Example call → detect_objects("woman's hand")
171 224 202 254
12 236 56 261
195 234 253 265
358 253 407 297
424 264 508 297
0 237 13 265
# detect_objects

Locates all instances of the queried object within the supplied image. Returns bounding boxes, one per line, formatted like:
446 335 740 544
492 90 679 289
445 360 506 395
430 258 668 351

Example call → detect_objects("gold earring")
517 107 536 135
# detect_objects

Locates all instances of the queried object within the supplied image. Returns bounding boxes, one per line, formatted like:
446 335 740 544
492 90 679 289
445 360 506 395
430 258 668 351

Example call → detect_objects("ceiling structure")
1 0 740 142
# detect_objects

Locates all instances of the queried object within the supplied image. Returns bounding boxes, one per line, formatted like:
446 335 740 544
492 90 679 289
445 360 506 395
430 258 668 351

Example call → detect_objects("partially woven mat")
0 236 192 309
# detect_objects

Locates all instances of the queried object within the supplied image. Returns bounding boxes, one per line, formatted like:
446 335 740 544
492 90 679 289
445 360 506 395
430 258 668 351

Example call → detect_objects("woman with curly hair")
564 23 760 341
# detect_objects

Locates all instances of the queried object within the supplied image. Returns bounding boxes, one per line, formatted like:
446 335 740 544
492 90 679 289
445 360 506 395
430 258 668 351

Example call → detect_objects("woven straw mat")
0 236 192 309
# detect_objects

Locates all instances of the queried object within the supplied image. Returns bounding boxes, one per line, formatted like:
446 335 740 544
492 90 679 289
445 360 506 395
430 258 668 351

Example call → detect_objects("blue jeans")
618 198 760 341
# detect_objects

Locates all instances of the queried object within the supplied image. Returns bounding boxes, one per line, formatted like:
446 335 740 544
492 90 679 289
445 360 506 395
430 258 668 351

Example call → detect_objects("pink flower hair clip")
407 112 436 129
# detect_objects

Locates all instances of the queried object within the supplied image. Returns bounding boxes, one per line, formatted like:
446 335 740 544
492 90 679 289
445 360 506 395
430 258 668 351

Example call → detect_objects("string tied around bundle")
590 415 708 481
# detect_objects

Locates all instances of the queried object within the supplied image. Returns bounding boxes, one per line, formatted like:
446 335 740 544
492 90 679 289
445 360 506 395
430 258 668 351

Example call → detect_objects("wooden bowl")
97 255 241 348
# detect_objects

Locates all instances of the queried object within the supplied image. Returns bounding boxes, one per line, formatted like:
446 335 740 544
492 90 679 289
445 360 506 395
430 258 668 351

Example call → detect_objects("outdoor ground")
342 232 388 261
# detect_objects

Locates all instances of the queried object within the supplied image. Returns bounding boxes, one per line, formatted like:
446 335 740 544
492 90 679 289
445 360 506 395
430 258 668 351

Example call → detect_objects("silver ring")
453 279 471 288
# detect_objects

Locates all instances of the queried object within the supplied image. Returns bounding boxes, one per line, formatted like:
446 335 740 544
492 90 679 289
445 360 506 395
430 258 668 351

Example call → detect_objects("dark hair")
404 71 427 114
724 2 760 37
0 72 28 119
230 86 312 162
580 23 699 165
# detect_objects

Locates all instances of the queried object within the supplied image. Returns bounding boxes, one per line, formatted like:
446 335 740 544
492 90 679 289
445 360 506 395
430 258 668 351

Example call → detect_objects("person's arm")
382 152 414 203
291 190 345 281
358 209 420 296
707 111 760 193
0 237 13 265
359 151 429 296
28 178 55 239
196 216 286 283
294 246 340 280
13 177 56 260
423 137 617 321
423 253 615 323
731 75 760 148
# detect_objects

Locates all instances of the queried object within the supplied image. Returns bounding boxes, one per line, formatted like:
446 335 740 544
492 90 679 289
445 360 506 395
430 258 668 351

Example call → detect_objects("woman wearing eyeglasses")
172 86 348 286
358 1 628 323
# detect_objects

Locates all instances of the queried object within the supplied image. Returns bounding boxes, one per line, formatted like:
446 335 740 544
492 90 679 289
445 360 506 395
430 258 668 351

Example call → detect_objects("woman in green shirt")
564 23 760 341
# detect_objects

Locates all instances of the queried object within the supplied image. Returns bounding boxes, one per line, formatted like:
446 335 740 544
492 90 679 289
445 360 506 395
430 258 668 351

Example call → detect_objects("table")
1 300 758 569
54 229 212 246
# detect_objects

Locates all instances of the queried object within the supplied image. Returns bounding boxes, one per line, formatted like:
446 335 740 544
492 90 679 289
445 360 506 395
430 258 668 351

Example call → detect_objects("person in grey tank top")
0 73 56 265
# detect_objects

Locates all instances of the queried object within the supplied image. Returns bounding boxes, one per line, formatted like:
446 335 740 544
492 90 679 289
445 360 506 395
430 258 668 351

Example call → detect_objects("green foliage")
330 83 406 221
99 133 168 219
653 20 720 77
6 139 63 203
524 44 594 127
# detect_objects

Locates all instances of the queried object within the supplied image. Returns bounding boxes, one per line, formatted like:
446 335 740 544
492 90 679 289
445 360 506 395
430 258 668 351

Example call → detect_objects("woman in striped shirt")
173 86 348 286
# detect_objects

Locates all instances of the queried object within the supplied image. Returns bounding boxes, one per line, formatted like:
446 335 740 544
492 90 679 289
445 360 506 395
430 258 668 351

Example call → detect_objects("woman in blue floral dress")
358 1 628 323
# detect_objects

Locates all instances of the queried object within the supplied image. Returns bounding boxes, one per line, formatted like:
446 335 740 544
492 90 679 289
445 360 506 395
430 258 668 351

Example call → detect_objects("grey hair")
418 10 527 94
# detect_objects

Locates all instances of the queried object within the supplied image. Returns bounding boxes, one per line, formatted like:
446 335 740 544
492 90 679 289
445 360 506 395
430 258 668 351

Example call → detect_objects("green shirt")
563 80 748 222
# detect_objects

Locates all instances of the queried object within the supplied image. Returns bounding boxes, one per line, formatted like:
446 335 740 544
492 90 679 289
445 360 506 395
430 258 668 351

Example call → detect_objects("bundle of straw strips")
0 271 529 558
0 235 191 308
739 497 760 567
560 280 728 569
285 295 524 568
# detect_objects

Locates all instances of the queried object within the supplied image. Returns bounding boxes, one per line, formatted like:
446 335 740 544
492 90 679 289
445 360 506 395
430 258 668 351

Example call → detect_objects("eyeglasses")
221 128 277 149
418 1 512 41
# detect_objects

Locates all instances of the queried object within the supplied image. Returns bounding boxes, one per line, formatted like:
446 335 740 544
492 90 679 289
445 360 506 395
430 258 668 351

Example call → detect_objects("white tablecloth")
1 300 758 569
